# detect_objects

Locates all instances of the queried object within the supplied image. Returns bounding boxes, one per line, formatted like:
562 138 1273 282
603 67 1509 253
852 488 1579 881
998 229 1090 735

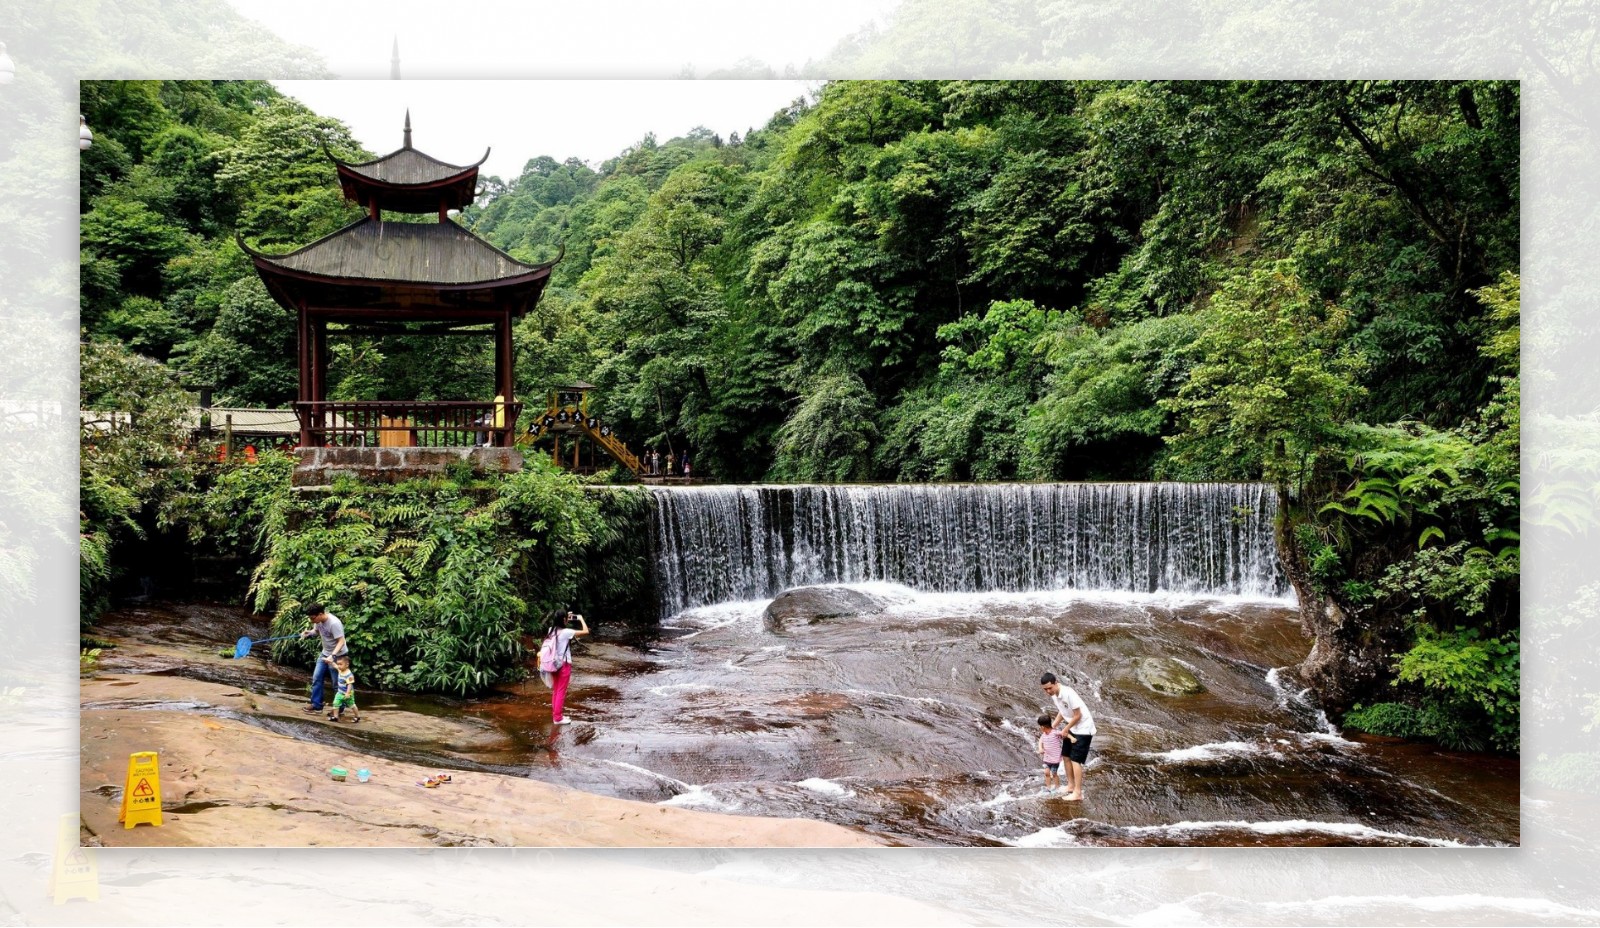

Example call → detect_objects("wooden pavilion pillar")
312 318 328 403
313 318 330 445
494 308 515 446
296 307 313 446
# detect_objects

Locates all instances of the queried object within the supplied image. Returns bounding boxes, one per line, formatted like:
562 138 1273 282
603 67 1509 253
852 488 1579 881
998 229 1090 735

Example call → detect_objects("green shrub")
1339 580 1376 604
1343 626 1519 752
1344 702 1431 739
233 458 647 696
1393 626 1519 751
1343 700 1486 752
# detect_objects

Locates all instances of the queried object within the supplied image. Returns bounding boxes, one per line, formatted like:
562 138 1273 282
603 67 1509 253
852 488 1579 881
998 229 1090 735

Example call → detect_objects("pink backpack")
537 630 563 674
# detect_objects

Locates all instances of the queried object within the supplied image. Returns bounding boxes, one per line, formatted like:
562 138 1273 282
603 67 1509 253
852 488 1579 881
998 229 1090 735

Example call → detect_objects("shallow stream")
90 590 1518 847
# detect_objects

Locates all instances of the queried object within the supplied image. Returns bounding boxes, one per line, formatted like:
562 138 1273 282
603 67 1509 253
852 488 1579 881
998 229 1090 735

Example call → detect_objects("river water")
599 483 1513 846
88 482 1519 847
548 585 1516 847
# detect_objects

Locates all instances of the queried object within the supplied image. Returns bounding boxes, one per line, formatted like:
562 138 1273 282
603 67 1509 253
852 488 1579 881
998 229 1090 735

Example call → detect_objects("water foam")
997 717 1043 747
658 785 741 812
1141 741 1282 763
1003 825 1084 847
843 688 953 708
597 759 690 791
795 777 855 798
1000 818 1481 848
1119 819 1476 847
644 683 717 697
1264 667 1347 739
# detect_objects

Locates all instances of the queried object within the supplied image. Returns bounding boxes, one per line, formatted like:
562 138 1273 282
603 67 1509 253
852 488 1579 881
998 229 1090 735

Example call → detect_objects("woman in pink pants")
542 609 589 725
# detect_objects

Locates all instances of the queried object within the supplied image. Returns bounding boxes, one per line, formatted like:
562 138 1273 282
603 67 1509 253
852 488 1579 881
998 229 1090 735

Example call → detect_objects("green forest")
80 79 1519 749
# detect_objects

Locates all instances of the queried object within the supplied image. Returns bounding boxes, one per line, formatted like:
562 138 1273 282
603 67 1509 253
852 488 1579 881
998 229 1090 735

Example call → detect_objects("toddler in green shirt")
328 654 360 723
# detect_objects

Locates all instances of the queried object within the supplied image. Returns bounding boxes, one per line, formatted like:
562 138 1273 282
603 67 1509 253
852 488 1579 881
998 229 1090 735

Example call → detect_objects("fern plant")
223 456 648 696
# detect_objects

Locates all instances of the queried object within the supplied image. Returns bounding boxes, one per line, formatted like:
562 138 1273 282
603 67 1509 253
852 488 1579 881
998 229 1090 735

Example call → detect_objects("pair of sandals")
417 773 453 789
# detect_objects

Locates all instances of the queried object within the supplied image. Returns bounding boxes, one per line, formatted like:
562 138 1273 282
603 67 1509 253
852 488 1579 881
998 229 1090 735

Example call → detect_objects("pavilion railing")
295 401 522 448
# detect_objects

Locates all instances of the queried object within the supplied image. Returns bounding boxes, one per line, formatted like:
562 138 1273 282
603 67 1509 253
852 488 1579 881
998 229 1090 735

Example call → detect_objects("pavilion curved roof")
242 217 555 287
326 114 490 213
243 218 561 324
332 145 490 187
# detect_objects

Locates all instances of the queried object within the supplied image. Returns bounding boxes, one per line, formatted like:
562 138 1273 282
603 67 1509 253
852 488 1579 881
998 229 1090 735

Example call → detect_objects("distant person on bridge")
1041 672 1096 801
666 451 676 478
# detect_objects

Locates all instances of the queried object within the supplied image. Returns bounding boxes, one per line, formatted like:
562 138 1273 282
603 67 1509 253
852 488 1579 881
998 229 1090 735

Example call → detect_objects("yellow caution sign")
49 812 98 903
117 751 163 829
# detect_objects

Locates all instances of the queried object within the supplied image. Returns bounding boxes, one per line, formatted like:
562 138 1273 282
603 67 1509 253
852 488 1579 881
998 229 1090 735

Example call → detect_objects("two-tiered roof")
244 114 555 448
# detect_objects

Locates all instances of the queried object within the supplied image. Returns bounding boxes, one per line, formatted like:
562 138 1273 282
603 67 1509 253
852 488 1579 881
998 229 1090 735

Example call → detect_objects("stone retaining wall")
292 447 523 486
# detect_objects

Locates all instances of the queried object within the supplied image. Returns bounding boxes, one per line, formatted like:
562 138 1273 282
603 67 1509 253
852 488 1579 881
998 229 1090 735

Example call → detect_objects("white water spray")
650 483 1288 615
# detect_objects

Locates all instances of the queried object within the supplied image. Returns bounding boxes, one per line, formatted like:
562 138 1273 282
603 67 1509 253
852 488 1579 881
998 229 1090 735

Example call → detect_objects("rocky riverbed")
82 591 1519 848
79 607 882 849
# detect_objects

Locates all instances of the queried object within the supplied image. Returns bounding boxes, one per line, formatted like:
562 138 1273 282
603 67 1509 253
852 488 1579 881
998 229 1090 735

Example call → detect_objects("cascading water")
650 483 1288 616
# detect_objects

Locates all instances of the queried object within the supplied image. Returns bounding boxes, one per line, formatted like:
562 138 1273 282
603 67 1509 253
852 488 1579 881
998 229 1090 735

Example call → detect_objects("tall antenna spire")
403 109 412 148
390 35 401 80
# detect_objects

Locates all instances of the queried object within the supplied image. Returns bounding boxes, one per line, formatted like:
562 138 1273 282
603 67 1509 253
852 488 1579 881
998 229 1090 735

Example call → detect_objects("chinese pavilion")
243 113 557 453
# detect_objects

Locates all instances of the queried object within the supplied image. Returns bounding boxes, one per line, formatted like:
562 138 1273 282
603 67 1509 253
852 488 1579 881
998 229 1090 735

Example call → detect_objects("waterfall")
649 483 1288 615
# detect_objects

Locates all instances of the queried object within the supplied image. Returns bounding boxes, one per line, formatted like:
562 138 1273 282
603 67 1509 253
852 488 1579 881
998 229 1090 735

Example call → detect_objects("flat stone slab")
293 446 522 486
1134 656 1206 696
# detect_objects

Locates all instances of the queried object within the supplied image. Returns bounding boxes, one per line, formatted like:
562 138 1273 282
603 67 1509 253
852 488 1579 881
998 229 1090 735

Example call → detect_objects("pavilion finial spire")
403 109 412 149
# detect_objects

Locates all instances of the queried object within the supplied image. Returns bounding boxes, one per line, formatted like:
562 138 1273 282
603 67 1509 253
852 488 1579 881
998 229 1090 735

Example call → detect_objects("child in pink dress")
1034 714 1074 794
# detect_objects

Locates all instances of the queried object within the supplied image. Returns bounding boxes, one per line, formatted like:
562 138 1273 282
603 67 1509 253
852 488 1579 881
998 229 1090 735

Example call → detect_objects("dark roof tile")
249 218 549 285
339 146 487 186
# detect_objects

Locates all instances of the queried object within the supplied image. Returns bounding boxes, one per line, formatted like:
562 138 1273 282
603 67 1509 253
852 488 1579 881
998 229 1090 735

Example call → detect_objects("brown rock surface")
81 672 882 848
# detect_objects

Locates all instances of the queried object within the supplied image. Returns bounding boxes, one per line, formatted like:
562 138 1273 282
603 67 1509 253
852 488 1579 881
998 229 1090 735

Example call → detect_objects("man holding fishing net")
299 603 348 714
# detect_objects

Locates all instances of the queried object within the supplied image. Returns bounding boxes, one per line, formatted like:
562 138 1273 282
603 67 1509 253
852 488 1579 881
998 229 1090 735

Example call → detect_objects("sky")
234 0 899 78
271 80 820 181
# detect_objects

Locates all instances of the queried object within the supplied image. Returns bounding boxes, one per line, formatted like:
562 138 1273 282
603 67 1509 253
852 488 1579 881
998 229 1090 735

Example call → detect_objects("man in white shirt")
1041 672 1096 801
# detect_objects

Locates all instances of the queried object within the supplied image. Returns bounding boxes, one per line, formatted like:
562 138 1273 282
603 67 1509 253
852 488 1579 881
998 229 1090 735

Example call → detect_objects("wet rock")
773 692 853 719
1277 525 1407 714
1134 656 1205 696
1079 627 1142 657
81 672 884 849
764 585 896 625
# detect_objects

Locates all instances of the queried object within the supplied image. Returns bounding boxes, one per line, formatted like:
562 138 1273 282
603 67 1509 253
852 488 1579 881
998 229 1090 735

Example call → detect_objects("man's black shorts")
1063 733 1093 764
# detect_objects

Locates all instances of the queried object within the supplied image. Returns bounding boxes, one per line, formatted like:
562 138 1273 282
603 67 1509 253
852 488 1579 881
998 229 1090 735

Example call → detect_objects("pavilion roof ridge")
241 217 564 270
467 222 566 273
330 143 492 175
241 217 564 288
236 215 372 262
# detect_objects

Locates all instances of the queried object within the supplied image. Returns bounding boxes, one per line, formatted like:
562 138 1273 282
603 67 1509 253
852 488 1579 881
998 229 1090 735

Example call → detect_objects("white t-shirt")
552 628 576 667
1052 686 1097 736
